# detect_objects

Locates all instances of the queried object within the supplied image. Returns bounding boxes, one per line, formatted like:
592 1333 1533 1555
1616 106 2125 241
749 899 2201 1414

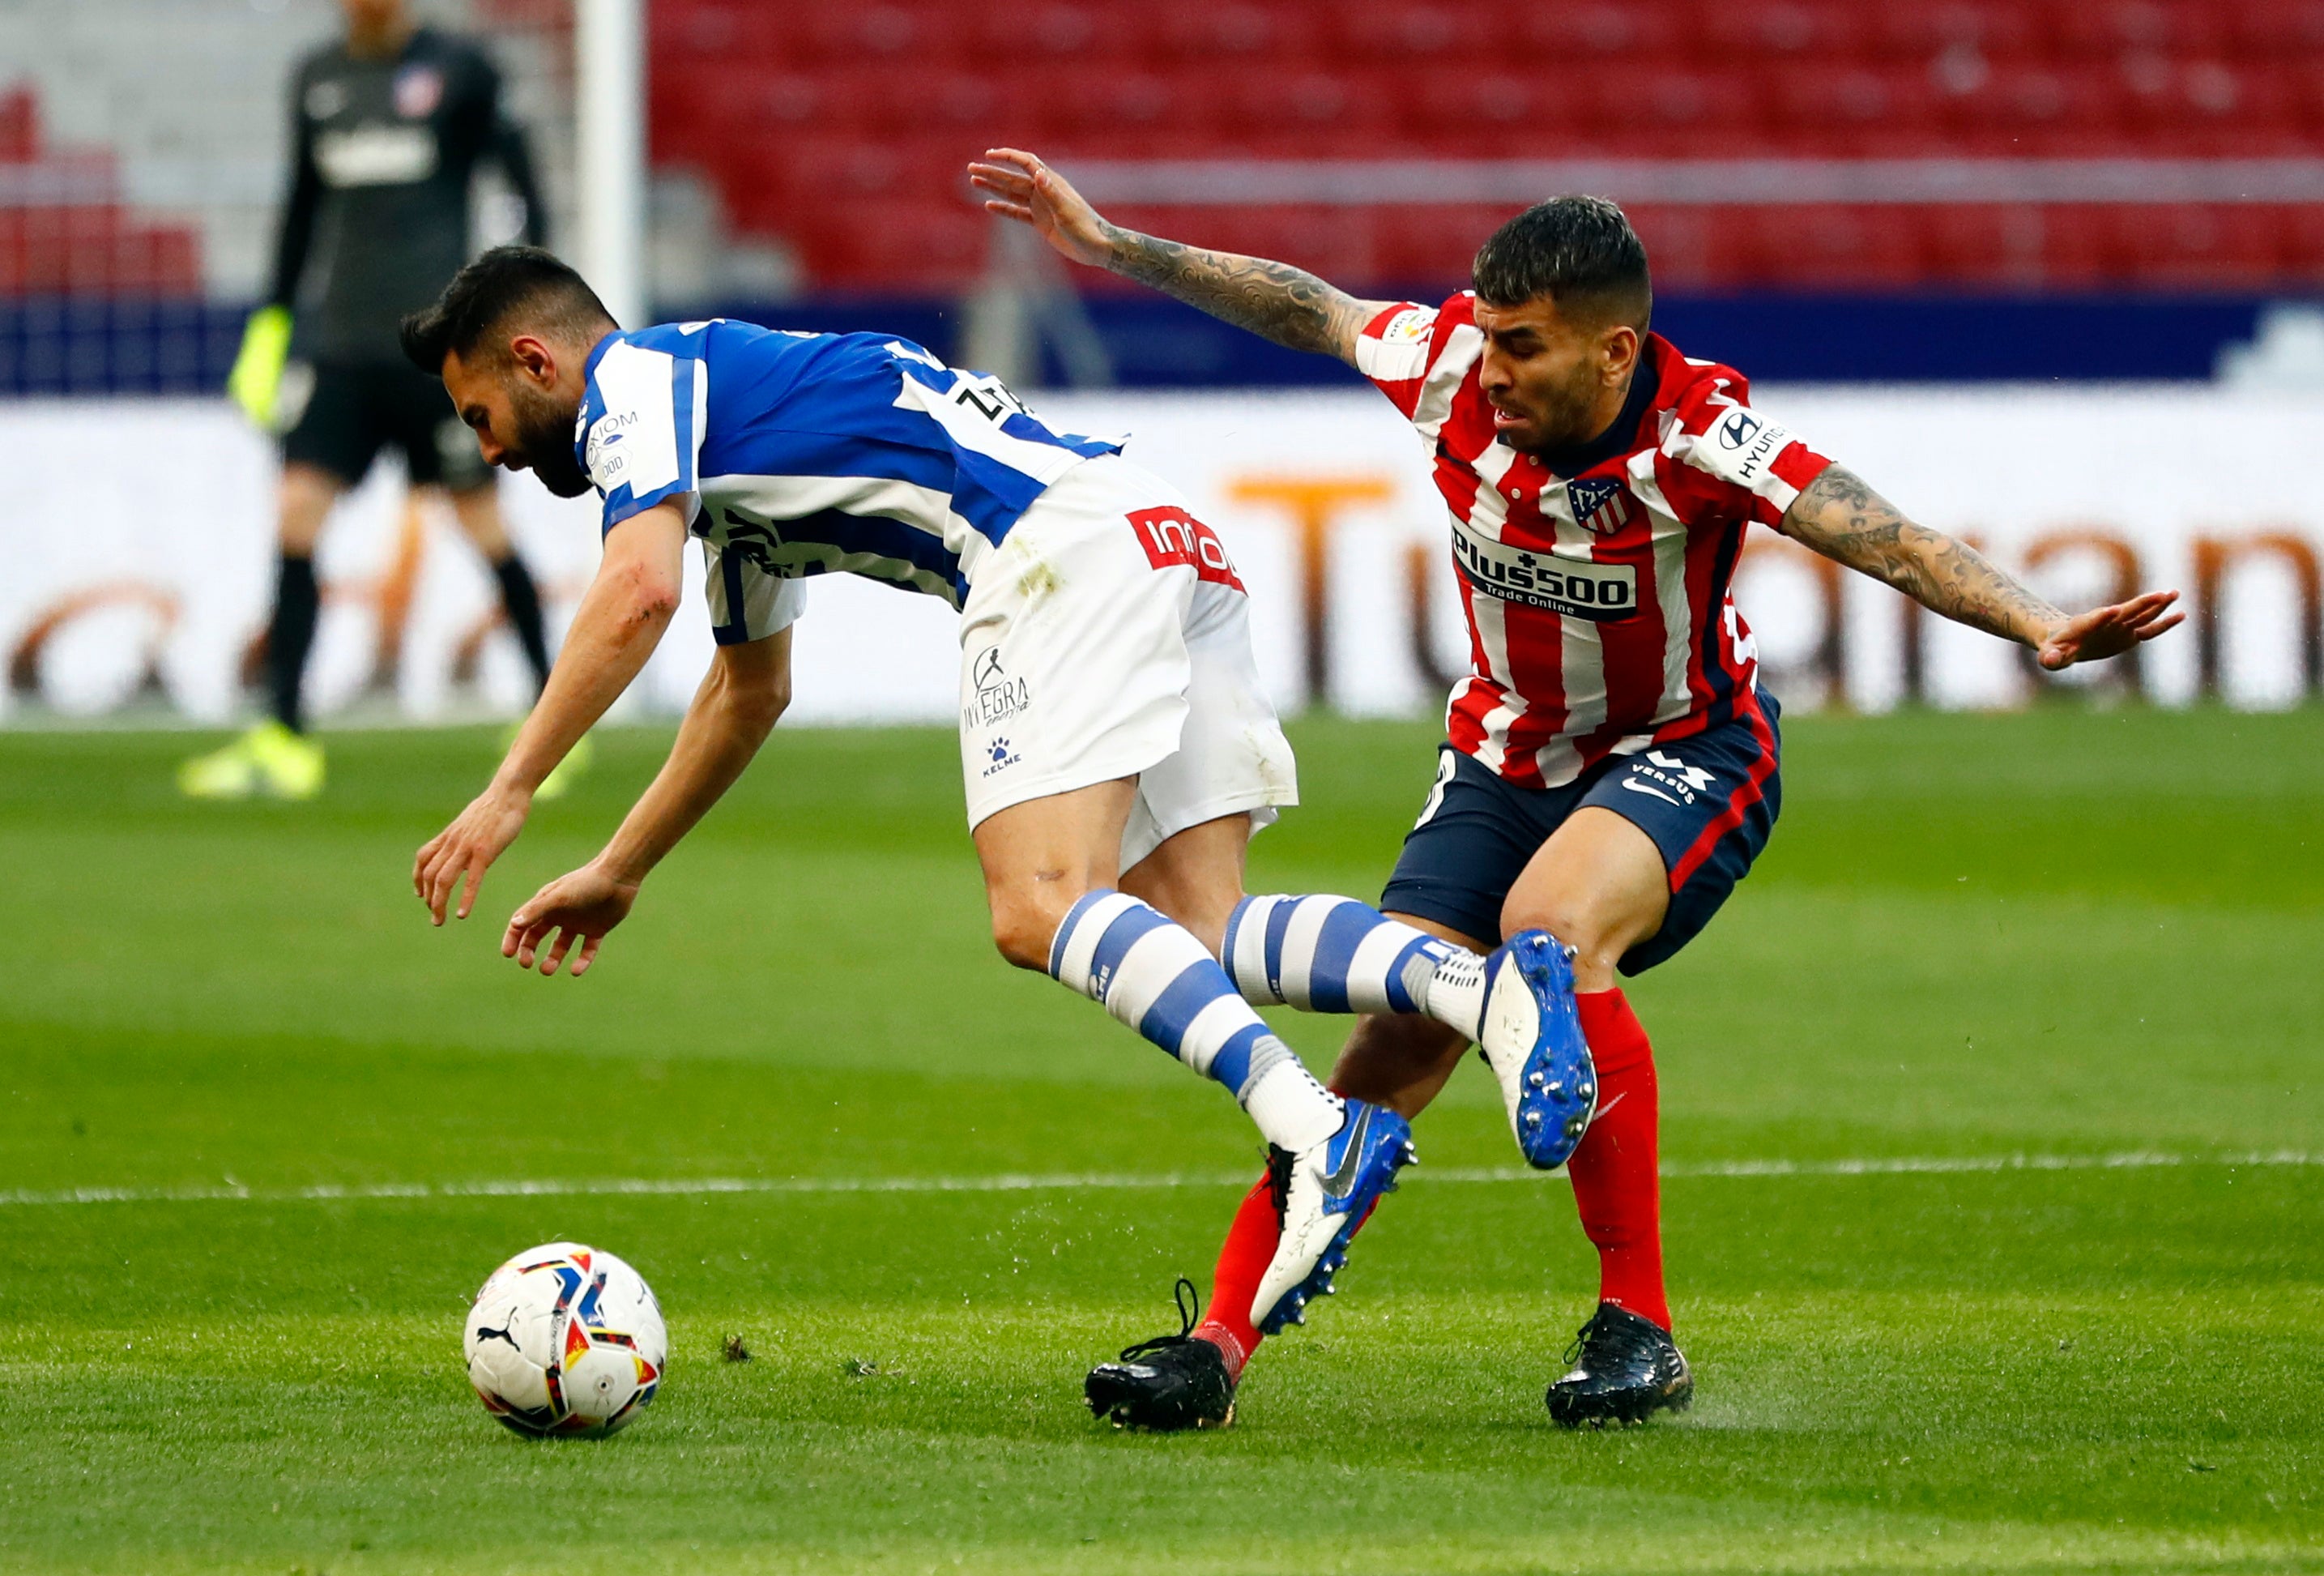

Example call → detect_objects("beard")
506 381 592 498
1529 360 1609 451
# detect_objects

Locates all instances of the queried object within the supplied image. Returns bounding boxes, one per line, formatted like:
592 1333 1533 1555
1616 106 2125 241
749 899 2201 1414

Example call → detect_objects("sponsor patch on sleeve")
1379 307 1433 344
1355 305 1439 382
1685 405 1799 498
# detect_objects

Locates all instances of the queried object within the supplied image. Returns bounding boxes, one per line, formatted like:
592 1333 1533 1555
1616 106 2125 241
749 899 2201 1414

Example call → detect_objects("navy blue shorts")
1379 690 1782 976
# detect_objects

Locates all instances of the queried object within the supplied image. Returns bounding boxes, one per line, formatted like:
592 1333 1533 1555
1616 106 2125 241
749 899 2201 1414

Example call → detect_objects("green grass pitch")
1 706 2318 1574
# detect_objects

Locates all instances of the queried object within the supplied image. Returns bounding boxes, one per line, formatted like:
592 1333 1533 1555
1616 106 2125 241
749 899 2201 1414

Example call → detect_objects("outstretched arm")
413 502 688 924
1780 465 2182 669
968 147 1386 366
502 627 794 977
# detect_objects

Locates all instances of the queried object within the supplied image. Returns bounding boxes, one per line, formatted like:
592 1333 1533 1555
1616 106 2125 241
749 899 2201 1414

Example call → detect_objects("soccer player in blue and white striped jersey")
401 248 1597 1344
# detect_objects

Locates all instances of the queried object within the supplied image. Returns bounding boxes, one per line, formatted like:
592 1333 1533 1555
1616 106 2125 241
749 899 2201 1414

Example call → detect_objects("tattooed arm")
967 147 1385 365
1782 464 2182 668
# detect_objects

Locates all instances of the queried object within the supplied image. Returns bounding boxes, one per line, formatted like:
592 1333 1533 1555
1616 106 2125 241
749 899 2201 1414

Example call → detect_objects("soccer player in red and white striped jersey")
1355 286 1822 790
973 150 2181 1429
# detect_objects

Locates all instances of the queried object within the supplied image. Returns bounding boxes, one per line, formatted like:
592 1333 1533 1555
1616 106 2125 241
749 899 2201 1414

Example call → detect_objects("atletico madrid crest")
1567 476 1632 536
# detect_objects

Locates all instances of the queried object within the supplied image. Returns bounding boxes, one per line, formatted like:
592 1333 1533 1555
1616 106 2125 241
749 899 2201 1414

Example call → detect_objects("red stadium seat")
654 3 764 64
2285 62 2324 135
790 199 989 292
1216 70 1396 156
2036 205 2134 287
798 6 970 69
637 0 2324 291
1736 205 1929 288
2170 63 2295 154
2050 0 2224 59
1938 62 2126 155
2124 206 2288 289
1374 205 1512 288
1920 205 2053 288
1520 3 1686 62
0 85 36 163
2276 205 2324 285
1151 3 1315 64
719 136 971 232
1045 70 1182 142
1338 4 1490 62
2231 1 2324 57
1763 63 1939 149
1586 66 1770 156
806 68 1008 139
1870 3 2045 62
1398 73 1556 152
0 200 202 294
966 3 1154 63
1624 207 1763 292
1695 1 1871 63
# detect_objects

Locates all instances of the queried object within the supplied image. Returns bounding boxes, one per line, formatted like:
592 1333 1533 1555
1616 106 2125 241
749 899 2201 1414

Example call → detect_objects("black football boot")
1545 1302 1693 1429
1084 1277 1237 1431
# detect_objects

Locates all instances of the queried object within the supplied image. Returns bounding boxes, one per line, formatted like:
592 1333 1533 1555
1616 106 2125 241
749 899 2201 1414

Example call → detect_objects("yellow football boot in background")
177 721 324 801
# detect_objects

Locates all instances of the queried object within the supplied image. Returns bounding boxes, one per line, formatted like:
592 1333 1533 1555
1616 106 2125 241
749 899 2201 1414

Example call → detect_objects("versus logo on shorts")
981 736 1022 777
1128 506 1245 592
964 648 1030 731
1450 521 1638 621
1618 750 1719 809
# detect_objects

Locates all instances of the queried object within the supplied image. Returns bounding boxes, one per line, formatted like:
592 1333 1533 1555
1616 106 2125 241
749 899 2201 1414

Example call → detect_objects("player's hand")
2036 590 2185 669
228 305 292 429
413 782 531 925
503 864 636 978
967 148 1115 268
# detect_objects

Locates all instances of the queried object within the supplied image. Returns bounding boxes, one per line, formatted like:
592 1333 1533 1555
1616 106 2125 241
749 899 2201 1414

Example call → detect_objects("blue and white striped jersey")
574 319 1120 643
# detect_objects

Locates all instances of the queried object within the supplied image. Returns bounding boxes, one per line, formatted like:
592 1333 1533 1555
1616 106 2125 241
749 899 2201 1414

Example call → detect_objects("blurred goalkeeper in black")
183 0 570 801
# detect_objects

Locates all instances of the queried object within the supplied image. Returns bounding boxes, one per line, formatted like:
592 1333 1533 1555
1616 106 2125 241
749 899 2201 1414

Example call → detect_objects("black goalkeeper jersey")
267 26 544 366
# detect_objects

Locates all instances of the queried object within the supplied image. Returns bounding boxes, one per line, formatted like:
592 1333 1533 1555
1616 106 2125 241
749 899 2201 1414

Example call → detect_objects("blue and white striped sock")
1047 891 1344 1153
1223 894 1488 1039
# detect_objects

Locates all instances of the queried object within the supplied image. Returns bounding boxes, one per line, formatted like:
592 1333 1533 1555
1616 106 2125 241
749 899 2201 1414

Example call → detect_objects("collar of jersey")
581 329 625 383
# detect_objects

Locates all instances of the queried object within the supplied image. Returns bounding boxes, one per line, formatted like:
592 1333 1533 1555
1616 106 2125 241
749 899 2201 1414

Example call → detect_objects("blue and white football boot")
1251 1097 1416 1336
1478 929 1597 1169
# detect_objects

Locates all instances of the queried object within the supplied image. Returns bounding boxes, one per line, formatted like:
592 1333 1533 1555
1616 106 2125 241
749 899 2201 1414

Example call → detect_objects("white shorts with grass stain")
957 453 1297 873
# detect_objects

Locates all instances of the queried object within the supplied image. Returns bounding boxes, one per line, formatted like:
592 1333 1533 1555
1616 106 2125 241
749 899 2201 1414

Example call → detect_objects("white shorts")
957 452 1298 872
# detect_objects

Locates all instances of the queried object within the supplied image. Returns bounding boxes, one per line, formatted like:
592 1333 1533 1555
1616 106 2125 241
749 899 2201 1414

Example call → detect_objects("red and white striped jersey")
1356 293 1833 789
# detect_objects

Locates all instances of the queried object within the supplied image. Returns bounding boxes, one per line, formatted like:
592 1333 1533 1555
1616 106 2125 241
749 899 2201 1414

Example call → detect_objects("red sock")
1196 1121 1391 1379
1192 1173 1277 1379
1568 989 1669 1331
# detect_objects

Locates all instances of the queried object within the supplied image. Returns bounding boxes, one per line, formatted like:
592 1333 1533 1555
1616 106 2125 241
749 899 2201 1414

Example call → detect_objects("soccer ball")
463 1241 667 1437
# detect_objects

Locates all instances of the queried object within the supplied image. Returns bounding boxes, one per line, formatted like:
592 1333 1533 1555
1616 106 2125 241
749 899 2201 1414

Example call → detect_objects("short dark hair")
1471 196 1652 331
399 246 616 374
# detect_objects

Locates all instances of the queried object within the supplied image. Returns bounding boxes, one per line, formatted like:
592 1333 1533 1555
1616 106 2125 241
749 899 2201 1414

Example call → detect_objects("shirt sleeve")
265 65 322 308
1351 301 1442 419
702 541 808 647
582 339 707 533
1658 368 1833 528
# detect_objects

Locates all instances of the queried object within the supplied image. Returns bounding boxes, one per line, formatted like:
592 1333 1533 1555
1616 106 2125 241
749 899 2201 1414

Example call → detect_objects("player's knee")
1501 894 1626 981
988 890 1076 973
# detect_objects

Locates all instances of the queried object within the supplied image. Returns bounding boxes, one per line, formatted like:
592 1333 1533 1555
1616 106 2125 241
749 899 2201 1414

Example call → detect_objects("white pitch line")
0 1151 2314 1211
